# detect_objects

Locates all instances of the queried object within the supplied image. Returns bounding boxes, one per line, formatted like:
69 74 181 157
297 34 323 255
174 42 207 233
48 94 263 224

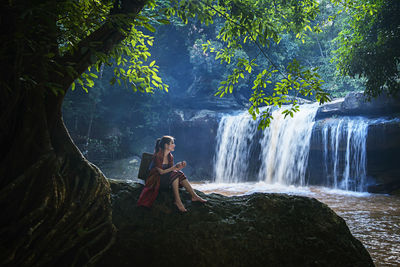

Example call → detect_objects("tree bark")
0 0 148 265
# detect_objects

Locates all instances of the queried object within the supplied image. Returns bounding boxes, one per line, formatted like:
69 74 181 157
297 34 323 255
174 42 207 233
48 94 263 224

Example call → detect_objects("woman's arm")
156 165 178 175
156 161 186 174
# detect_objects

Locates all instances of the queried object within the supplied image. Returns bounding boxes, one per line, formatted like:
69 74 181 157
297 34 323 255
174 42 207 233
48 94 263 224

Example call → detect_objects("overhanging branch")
57 0 150 93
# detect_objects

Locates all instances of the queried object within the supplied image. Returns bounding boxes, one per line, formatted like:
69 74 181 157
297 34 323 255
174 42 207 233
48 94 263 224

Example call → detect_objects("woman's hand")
174 161 186 170
174 162 182 170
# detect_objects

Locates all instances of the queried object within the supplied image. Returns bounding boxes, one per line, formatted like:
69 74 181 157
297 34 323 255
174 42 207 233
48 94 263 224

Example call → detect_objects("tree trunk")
0 0 148 265
0 82 116 266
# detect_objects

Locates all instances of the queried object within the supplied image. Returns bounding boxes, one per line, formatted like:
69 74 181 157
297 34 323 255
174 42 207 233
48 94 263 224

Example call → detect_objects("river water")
206 103 400 265
192 182 400 267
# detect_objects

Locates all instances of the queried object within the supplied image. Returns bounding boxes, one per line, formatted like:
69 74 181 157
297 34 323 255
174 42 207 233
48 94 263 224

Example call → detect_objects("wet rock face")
98 180 374 267
316 92 400 119
309 106 400 194
365 122 400 193
167 109 221 180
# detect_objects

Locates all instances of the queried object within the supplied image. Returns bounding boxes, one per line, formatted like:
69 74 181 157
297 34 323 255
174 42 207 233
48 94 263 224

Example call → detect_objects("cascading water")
214 112 258 183
321 117 369 191
213 104 371 192
203 105 399 266
214 103 319 186
257 104 318 186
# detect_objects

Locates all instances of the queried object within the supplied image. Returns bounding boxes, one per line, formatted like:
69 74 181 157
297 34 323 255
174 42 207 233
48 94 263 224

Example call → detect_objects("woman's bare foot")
192 195 207 203
174 201 187 212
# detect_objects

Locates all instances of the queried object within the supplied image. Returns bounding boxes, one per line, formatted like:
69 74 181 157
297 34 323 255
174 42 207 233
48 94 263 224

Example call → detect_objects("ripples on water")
192 182 400 267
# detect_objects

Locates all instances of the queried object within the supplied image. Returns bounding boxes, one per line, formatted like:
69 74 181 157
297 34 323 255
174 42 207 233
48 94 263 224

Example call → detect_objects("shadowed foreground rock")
98 180 374 267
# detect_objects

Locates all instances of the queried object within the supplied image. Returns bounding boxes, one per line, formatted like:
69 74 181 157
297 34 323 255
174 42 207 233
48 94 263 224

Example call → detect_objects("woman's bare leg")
172 179 187 212
180 179 207 203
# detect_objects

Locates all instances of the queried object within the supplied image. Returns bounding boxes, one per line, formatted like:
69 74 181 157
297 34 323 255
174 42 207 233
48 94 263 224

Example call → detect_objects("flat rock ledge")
98 180 374 267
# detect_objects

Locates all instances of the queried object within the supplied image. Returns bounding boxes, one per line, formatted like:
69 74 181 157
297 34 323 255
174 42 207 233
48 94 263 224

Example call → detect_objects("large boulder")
98 180 374 267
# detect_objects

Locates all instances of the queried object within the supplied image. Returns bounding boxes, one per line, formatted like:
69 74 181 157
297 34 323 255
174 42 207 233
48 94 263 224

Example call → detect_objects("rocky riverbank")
97 180 374 267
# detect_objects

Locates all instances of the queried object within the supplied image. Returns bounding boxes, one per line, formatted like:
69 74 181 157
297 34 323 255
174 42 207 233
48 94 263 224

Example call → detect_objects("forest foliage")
333 0 400 98
57 0 400 161
1 0 398 171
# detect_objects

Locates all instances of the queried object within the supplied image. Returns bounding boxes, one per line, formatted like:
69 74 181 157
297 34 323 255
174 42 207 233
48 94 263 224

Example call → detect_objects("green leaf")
153 75 162 83
144 23 156 33
156 19 170 24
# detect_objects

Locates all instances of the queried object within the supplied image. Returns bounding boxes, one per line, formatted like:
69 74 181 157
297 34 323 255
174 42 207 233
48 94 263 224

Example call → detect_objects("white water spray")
213 104 371 192
214 104 318 186
214 112 258 183
321 117 369 191
257 104 318 185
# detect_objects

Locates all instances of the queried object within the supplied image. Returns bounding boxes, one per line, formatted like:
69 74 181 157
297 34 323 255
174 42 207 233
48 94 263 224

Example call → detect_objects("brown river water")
192 182 400 267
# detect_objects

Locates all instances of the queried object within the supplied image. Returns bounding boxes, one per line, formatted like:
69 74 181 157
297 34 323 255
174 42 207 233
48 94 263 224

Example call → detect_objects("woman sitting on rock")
137 135 206 212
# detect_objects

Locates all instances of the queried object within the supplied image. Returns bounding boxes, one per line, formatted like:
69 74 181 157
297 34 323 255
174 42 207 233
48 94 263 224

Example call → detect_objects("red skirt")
160 170 187 190
137 171 187 207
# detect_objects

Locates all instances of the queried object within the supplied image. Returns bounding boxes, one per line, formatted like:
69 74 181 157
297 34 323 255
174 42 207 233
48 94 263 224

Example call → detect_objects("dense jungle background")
62 0 371 179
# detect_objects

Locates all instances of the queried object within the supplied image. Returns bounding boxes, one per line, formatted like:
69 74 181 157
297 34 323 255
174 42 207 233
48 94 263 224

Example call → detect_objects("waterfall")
321 117 369 191
214 112 258 183
214 103 318 185
213 104 370 192
257 104 318 186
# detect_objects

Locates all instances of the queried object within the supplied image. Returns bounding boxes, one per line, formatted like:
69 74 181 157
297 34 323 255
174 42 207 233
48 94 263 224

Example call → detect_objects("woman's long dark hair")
154 135 174 153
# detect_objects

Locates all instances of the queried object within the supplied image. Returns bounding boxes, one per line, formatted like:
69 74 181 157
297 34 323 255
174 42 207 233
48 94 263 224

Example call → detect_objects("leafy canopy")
166 0 330 128
7 0 345 129
332 0 400 98
63 0 170 94
7 0 399 129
